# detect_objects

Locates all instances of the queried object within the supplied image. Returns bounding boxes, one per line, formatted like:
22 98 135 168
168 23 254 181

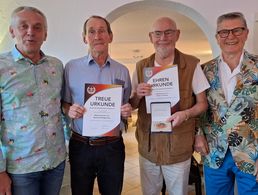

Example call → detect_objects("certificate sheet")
151 102 172 133
144 65 180 113
82 83 122 136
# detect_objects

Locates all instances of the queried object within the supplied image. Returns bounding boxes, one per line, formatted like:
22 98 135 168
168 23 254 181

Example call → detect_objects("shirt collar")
86 53 111 67
219 51 244 73
154 60 173 67
11 46 47 64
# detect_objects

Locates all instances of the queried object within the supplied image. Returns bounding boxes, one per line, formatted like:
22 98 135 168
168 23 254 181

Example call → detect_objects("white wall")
0 0 257 64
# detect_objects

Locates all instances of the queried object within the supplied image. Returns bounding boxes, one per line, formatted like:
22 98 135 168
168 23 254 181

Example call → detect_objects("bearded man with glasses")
130 17 209 195
195 12 258 195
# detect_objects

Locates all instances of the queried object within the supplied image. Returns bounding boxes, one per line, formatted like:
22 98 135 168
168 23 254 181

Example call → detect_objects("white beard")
156 47 172 59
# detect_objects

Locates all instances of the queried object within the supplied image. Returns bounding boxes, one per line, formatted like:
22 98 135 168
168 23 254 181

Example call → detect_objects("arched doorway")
105 1 219 75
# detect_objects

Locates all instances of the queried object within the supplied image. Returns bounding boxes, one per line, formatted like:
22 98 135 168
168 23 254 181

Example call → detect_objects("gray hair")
11 6 47 30
217 12 247 30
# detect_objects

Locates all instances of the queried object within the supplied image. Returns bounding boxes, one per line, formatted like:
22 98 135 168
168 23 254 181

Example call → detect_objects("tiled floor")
60 125 204 195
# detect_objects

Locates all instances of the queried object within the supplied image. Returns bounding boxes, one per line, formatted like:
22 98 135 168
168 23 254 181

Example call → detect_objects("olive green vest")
135 49 199 165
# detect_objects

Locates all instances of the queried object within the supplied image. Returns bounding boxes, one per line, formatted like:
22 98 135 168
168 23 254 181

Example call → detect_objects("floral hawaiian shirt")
0 47 66 174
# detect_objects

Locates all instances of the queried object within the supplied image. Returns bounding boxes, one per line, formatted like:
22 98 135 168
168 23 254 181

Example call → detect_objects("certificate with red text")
82 83 122 136
144 65 180 113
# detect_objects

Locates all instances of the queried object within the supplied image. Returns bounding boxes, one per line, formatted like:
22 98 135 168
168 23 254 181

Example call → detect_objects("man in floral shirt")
0 6 66 195
195 12 258 194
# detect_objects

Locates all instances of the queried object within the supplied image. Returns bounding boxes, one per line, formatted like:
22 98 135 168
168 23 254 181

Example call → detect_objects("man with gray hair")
195 12 258 194
0 6 66 195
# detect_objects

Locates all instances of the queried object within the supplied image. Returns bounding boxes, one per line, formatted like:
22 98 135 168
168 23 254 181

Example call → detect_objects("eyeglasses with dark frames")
217 27 246 38
151 29 177 38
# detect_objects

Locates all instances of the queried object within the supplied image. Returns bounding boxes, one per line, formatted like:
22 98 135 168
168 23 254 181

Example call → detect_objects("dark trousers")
69 137 125 195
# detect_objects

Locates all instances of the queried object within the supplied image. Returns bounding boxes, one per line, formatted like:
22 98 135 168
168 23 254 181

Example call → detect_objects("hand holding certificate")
82 83 122 136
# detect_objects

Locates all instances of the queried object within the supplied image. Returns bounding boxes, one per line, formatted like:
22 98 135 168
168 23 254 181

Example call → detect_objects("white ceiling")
109 7 213 73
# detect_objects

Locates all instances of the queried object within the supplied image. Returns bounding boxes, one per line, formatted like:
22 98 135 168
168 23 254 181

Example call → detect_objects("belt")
71 131 121 146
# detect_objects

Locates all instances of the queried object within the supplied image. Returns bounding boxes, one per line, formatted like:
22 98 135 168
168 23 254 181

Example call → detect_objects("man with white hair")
130 17 209 195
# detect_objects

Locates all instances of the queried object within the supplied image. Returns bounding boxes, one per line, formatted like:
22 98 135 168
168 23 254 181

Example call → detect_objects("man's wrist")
184 110 189 121
134 92 143 100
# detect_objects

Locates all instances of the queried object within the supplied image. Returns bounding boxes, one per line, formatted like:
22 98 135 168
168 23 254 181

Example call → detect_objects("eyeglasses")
150 29 177 38
217 27 246 38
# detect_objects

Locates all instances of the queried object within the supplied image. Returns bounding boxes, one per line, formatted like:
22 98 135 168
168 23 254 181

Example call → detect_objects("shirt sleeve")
62 63 72 104
123 68 132 104
192 63 210 94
